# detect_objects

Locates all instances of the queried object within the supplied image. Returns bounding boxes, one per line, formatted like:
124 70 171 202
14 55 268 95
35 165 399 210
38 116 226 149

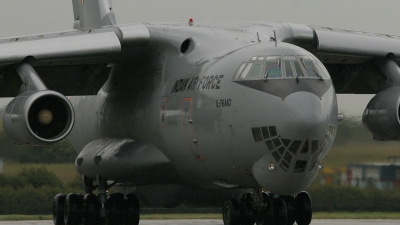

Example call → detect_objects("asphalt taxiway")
1 220 400 225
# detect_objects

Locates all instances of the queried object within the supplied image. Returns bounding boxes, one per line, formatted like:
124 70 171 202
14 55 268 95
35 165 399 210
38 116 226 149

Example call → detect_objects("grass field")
1 212 400 220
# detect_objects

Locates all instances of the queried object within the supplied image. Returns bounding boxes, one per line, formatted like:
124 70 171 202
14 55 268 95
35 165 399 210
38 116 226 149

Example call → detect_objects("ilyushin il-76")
0 1 399 225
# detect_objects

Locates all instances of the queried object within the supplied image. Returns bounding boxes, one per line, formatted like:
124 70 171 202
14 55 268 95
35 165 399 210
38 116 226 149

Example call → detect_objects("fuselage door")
181 98 204 161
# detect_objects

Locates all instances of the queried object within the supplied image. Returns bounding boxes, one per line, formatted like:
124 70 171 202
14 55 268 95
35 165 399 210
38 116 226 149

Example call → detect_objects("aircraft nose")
251 91 336 195
279 92 329 140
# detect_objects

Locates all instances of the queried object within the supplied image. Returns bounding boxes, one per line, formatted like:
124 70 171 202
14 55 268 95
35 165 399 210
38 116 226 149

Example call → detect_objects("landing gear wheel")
106 193 126 225
53 193 66 225
282 196 295 225
222 198 241 225
64 193 83 225
82 194 98 225
272 198 287 225
125 193 140 225
295 192 312 225
241 193 255 225
255 197 273 225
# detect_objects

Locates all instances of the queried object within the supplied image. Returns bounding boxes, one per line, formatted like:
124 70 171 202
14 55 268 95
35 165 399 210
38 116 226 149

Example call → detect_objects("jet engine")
362 87 400 141
3 90 74 145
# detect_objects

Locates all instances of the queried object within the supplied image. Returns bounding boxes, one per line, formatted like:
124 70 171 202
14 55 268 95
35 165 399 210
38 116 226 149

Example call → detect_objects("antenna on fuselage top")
274 30 277 47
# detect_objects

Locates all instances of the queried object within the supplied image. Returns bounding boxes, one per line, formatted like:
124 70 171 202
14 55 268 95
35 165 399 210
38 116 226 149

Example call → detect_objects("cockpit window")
284 61 295 78
300 56 330 79
301 59 319 78
240 63 253 79
264 57 282 79
248 63 262 79
293 61 305 78
234 63 246 80
234 55 330 81
314 62 330 79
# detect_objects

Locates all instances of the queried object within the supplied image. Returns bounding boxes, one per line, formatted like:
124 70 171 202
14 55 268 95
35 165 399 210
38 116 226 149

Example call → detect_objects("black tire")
64 193 83 225
125 193 140 225
82 194 98 225
281 195 295 225
53 193 66 225
255 194 273 225
106 193 126 225
272 198 287 225
295 191 312 225
241 193 255 225
222 198 241 225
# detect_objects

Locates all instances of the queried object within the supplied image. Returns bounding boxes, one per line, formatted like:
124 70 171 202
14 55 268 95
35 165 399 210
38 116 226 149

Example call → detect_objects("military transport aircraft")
0 0 399 225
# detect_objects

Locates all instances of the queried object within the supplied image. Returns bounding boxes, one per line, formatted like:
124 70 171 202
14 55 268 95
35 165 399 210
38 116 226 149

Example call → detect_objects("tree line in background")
0 139 77 164
0 118 77 164
0 166 399 214
0 167 82 214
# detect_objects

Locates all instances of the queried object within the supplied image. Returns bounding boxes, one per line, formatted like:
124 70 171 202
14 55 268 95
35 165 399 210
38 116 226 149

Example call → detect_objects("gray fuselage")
67 23 338 196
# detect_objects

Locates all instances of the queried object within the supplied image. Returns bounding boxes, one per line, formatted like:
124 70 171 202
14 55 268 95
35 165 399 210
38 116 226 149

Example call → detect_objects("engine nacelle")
3 90 74 145
363 87 400 141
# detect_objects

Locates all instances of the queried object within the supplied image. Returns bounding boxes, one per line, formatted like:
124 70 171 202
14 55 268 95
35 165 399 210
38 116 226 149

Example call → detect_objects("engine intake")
362 87 400 141
3 90 74 145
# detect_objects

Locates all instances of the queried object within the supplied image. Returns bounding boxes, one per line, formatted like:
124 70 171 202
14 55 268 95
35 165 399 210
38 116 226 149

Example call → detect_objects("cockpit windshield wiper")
312 68 324 81
264 70 270 82
301 59 323 81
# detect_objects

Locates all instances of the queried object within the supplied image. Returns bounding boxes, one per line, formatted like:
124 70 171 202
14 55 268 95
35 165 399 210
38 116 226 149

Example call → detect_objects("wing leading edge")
278 23 400 94
0 24 150 97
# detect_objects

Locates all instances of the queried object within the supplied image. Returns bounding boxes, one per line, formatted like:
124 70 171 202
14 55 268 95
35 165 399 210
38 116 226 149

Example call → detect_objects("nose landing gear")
222 190 312 225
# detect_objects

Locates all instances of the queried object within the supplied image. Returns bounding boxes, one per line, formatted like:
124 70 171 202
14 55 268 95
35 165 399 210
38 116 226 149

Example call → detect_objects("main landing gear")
222 190 312 225
53 176 140 225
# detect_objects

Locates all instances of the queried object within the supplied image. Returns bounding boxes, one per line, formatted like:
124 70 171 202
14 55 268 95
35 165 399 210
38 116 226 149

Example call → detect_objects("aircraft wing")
0 24 150 96
282 23 400 94
0 29 120 66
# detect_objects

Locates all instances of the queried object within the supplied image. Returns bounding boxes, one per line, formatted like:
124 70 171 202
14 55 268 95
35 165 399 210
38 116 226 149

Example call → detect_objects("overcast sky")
0 0 392 116
0 0 398 36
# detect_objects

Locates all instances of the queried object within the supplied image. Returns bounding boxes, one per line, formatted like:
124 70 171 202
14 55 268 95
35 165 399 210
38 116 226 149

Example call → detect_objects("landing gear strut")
52 175 140 225
222 190 312 225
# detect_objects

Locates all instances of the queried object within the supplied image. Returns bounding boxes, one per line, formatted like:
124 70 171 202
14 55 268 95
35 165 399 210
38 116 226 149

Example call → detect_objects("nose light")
268 163 275 171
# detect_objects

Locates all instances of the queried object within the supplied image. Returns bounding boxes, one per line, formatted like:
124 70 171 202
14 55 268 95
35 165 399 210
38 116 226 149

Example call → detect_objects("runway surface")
1 220 400 225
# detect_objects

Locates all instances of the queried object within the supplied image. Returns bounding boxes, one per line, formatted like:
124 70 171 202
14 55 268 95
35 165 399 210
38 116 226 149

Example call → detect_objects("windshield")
234 55 330 81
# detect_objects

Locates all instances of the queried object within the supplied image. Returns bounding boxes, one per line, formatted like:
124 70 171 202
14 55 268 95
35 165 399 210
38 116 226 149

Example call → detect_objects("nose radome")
279 92 328 140
251 91 334 195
